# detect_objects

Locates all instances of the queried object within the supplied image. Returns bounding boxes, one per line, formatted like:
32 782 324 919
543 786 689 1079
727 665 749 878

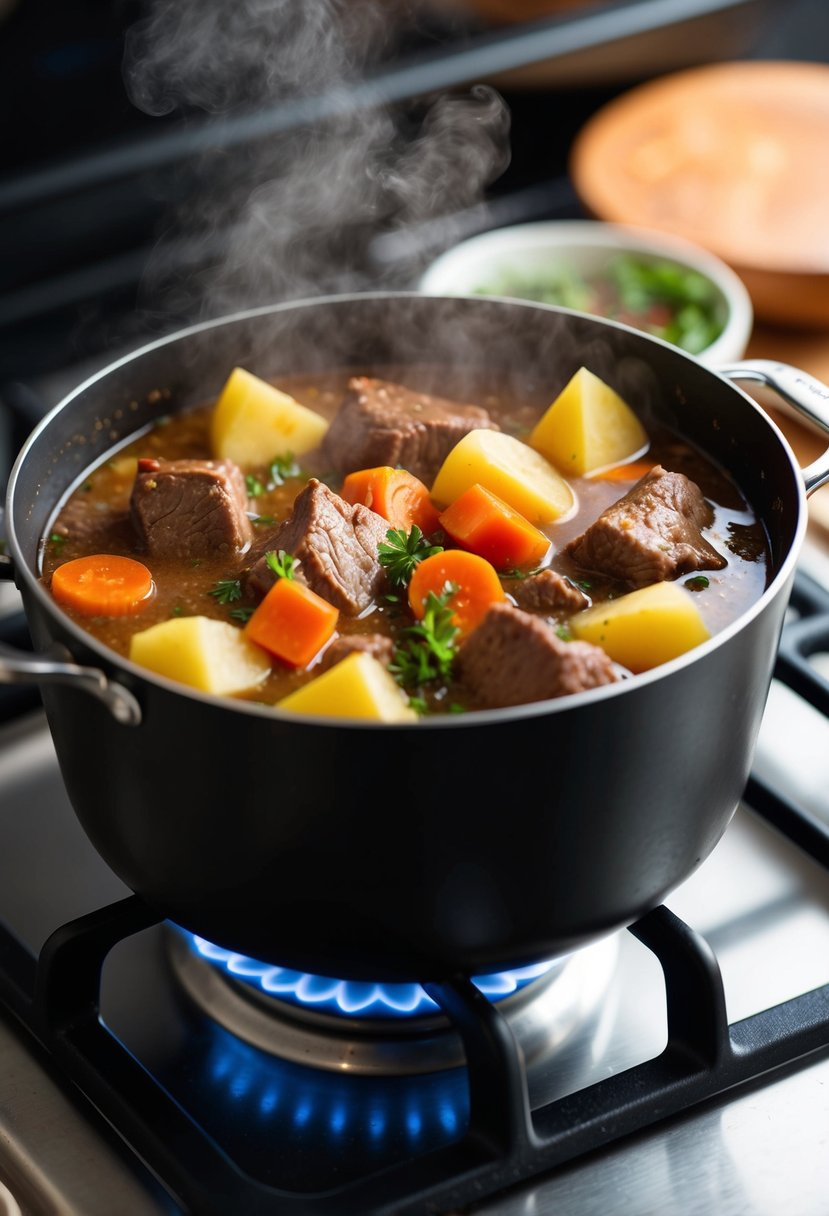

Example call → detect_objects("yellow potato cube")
276 652 417 722
130 616 271 694
430 429 574 525
570 581 710 673
211 367 328 466
529 367 648 476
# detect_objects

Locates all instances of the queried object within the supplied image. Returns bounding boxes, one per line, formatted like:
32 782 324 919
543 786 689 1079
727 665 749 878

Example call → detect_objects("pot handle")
0 640 142 725
0 506 141 724
718 359 829 496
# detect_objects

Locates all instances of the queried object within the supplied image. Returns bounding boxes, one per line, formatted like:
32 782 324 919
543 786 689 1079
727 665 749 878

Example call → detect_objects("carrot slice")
438 483 551 570
245 578 338 669
591 459 655 482
408 549 505 639
341 466 441 535
50 554 155 617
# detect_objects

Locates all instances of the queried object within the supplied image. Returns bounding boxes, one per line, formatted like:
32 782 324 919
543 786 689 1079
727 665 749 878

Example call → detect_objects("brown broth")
41 367 769 712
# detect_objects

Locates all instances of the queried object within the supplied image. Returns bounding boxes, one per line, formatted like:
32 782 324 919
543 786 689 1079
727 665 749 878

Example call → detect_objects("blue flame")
199 1025 471 1155
183 931 554 1019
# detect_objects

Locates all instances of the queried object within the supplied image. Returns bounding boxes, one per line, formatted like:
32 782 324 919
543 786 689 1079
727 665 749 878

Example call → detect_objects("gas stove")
0 548 828 1215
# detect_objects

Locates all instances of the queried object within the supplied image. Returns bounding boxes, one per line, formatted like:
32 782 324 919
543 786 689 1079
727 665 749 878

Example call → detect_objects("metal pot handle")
718 359 829 496
0 641 142 725
0 507 141 725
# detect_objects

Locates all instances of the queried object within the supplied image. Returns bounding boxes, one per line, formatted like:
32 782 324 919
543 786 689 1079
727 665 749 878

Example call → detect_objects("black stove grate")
0 570 827 1215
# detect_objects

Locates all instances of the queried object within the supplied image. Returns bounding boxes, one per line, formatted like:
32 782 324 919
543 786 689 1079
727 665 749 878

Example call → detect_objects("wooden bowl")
570 61 829 327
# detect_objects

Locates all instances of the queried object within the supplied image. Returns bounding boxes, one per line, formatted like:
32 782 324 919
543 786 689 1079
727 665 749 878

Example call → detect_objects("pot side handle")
0 640 142 725
718 359 829 496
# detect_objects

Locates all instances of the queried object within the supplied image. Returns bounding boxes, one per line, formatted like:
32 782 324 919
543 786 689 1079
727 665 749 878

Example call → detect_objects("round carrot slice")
407 549 505 639
51 554 155 617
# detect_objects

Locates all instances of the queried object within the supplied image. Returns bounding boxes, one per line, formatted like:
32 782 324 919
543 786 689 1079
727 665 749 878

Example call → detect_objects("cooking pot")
2 294 828 983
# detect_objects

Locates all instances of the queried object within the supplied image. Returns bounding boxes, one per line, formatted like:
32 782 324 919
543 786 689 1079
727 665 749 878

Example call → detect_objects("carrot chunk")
245 578 339 668
438 483 551 570
51 554 155 617
341 466 441 535
408 549 505 639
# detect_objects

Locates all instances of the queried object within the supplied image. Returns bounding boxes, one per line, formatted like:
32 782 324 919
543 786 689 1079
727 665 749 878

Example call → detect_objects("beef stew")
40 363 768 717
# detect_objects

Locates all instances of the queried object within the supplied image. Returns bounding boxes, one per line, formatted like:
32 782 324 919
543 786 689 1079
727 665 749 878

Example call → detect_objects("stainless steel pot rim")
3 292 810 730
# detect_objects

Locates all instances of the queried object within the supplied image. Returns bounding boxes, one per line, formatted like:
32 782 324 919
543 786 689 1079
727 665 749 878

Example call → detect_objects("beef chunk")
244 479 388 615
322 376 497 485
455 603 619 710
319 632 395 671
564 465 726 589
130 457 252 560
508 569 589 616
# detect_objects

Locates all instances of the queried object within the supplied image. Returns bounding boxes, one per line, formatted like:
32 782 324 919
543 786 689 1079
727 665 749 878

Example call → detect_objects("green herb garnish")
250 515 275 526
555 625 572 641
230 605 256 623
684 575 710 592
245 473 266 498
502 566 544 581
268 453 304 488
378 526 443 588
390 586 459 689
49 532 67 554
265 549 297 581
208 577 242 605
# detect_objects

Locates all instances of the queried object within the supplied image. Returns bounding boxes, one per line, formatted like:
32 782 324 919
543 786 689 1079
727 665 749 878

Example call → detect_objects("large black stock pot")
2 294 829 982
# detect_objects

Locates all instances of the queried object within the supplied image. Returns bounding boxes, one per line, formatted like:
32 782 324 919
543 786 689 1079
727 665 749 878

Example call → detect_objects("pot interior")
8 293 803 598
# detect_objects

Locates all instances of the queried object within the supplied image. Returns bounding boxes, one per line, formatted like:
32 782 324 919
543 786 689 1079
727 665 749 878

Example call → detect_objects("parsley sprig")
245 455 305 500
208 577 242 605
378 526 443 588
390 585 459 690
268 453 304 488
265 549 298 581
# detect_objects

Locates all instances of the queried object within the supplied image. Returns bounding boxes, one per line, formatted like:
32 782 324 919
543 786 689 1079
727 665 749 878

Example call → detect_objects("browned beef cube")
455 602 619 710
319 632 394 671
508 569 589 616
564 465 727 589
130 457 252 559
243 479 388 615
321 376 498 485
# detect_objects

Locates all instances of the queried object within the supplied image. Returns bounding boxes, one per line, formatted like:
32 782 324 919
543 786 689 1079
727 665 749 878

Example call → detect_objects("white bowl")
418 220 753 367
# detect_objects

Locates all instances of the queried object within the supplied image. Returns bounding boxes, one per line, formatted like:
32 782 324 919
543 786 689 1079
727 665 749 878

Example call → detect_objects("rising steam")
124 0 511 320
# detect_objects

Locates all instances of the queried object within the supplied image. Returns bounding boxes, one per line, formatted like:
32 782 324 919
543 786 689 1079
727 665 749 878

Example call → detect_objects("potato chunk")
211 367 329 466
529 367 648 476
430 429 574 525
276 652 417 722
569 581 710 673
130 616 271 694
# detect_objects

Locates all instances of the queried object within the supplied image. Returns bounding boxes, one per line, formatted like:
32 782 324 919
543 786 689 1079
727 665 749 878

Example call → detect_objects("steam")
124 0 511 320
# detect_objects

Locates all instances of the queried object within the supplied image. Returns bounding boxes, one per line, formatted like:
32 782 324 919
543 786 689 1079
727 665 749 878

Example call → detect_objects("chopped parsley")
390 586 459 689
555 625 572 641
208 577 242 605
684 574 710 592
502 566 544 581
268 453 304 488
49 532 67 554
230 605 256 623
245 473 266 498
250 515 275 526
265 549 298 581
378 526 443 588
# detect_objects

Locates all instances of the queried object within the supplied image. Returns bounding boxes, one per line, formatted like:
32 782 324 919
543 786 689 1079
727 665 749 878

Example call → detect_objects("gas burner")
168 930 621 1075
